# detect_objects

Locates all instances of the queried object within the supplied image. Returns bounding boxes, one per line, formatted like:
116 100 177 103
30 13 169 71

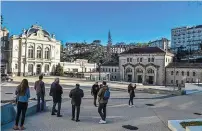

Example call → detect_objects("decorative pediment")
145 63 160 68
122 63 135 68
133 63 145 68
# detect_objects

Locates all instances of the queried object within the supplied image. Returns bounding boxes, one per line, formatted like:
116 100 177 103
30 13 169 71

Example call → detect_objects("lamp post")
97 59 103 81
23 28 30 76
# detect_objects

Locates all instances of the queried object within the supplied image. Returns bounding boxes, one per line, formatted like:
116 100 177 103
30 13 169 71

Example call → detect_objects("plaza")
1 76 202 131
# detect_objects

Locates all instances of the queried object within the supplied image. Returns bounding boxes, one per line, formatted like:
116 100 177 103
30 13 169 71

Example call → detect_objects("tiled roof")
120 47 165 54
166 63 202 68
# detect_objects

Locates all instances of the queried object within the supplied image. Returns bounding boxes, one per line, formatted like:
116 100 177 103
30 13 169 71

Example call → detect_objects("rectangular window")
140 58 142 62
130 58 132 62
115 76 116 79
137 58 139 62
109 68 110 72
115 69 117 72
148 58 150 62
127 58 129 62
112 68 113 72
176 80 178 84
171 80 173 84
15 64 18 69
181 80 183 84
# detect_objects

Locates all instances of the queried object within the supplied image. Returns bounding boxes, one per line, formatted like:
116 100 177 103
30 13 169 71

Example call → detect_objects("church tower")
106 30 112 61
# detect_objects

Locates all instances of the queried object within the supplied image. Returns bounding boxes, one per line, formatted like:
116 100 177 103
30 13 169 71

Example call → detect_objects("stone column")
34 43 36 59
33 63 36 75
154 69 157 85
42 44 44 59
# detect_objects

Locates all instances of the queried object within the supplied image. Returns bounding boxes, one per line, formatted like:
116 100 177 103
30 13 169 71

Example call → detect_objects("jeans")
37 94 44 112
129 95 134 105
93 95 97 106
15 102 28 126
98 103 107 121
52 102 61 115
72 105 80 120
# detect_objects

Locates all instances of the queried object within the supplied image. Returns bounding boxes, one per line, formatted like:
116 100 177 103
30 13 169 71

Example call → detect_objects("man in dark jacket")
50 78 63 117
69 84 84 122
97 81 109 124
91 82 99 107
34 75 45 112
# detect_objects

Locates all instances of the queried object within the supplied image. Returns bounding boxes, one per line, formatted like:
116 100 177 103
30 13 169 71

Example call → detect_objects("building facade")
60 59 96 73
149 38 171 51
171 25 202 51
8 25 61 76
166 63 202 87
0 27 9 74
119 47 174 85
101 62 120 81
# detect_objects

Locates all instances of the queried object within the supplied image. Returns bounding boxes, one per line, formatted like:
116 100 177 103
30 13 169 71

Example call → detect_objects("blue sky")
1 1 202 45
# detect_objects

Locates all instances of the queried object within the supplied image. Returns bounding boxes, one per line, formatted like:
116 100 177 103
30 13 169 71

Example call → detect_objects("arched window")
182 71 184 76
28 46 34 58
136 68 143 73
36 46 42 58
193 72 196 76
44 64 49 73
176 71 179 75
171 71 173 75
45 47 50 59
147 68 154 74
126 68 132 73
187 71 189 76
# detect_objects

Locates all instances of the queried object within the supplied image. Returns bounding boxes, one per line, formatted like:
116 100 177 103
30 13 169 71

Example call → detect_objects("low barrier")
1 103 16 125
1 101 47 125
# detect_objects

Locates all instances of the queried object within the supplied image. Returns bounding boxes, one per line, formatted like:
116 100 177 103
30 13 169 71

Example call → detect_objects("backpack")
103 89 110 100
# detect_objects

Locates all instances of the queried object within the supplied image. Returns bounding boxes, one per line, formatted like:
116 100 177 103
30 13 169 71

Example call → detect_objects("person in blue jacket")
13 79 30 130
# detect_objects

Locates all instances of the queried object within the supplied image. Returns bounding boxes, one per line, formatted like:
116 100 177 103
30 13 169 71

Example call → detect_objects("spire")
108 30 112 45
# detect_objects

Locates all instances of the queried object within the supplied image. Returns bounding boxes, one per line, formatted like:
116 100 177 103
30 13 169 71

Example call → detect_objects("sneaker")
71 118 75 121
57 115 63 117
13 126 19 130
76 119 80 122
20 126 26 130
51 113 56 115
99 120 106 124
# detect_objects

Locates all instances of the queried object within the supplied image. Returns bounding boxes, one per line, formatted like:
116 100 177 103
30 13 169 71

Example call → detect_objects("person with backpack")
128 83 135 107
34 75 45 112
97 81 110 124
91 82 99 107
13 79 30 130
50 78 63 117
69 84 84 122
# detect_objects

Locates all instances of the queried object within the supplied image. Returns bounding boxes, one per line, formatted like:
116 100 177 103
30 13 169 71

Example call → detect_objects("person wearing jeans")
91 82 99 107
128 83 135 107
13 79 30 130
97 81 109 124
34 75 45 112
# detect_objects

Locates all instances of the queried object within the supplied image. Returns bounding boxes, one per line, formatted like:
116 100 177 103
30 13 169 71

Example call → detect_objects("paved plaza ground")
1 76 202 131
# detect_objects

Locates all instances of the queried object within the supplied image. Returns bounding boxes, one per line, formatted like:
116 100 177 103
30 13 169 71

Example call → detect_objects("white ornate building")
119 47 174 85
8 25 61 76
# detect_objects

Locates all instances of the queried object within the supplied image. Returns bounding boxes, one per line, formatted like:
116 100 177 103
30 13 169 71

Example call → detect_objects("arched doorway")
146 68 155 84
36 64 41 75
28 64 33 76
136 68 143 83
126 67 133 82
44 64 49 73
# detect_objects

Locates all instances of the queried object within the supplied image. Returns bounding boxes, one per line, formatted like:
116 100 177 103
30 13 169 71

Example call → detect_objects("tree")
55 63 64 76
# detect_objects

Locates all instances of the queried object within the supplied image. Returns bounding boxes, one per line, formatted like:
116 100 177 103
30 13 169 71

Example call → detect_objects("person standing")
128 83 135 107
69 84 84 122
97 81 110 124
91 82 99 107
34 75 45 112
50 78 63 117
13 79 30 130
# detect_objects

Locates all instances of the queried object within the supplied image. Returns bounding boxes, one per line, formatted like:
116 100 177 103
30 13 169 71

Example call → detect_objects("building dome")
25 24 51 37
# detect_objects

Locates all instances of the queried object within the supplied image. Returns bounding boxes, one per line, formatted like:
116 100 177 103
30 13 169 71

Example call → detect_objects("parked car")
1 74 13 82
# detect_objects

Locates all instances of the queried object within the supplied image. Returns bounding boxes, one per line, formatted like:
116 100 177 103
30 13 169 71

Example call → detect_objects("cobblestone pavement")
2 77 202 131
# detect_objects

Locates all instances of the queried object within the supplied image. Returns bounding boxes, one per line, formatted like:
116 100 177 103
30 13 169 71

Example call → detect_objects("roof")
188 25 202 30
101 61 119 66
24 25 50 37
120 47 165 55
166 63 202 68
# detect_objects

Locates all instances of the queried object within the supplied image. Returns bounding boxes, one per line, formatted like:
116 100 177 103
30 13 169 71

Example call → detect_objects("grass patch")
180 121 202 128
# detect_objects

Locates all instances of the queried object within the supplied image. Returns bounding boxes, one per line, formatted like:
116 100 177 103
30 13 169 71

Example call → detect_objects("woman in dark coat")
128 83 135 107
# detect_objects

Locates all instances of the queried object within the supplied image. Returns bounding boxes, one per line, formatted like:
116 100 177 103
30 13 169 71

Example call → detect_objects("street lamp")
97 59 103 81
23 28 30 76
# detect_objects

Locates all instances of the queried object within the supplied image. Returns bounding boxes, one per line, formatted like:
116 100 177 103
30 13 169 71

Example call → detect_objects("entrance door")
148 76 154 84
128 75 132 82
137 75 142 83
36 64 41 75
